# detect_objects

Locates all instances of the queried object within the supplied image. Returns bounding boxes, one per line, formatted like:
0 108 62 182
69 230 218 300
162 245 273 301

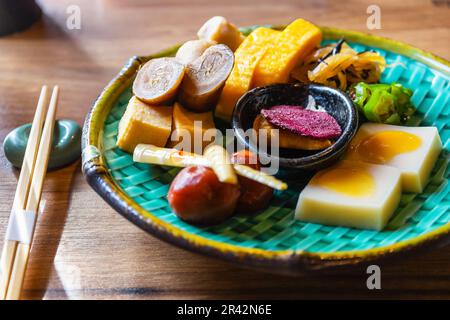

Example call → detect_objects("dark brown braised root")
167 166 240 225
231 150 273 215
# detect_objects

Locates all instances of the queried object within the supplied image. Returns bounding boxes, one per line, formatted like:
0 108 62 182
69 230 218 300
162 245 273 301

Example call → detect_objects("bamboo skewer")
0 86 50 300
0 86 59 300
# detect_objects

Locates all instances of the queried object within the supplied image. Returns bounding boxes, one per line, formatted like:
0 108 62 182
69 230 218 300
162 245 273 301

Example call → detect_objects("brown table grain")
0 0 449 300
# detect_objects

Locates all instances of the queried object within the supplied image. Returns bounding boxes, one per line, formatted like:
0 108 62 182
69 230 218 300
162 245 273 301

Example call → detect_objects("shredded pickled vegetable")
291 40 386 90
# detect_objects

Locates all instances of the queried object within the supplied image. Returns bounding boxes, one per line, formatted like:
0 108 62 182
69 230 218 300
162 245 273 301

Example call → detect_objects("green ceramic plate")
82 26 450 274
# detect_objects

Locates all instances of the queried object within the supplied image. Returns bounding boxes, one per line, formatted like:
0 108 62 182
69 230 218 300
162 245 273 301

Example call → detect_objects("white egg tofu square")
295 160 402 230
344 123 442 193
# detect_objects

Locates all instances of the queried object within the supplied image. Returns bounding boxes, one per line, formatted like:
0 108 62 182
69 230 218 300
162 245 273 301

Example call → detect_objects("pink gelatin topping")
261 105 342 139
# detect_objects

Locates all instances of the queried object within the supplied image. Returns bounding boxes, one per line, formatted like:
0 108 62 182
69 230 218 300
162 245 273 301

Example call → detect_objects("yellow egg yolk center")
313 167 375 197
355 131 422 163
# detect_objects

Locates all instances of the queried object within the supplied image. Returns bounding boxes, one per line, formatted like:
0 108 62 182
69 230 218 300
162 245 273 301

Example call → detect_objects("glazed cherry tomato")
231 150 273 214
168 166 240 225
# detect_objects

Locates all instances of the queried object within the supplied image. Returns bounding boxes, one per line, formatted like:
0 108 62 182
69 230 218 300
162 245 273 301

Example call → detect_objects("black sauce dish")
232 83 359 176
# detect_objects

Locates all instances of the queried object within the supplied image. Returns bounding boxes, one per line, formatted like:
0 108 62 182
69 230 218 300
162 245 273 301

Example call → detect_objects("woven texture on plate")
101 41 450 253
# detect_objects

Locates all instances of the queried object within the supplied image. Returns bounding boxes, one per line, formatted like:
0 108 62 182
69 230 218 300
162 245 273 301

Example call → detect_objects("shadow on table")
21 161 80 300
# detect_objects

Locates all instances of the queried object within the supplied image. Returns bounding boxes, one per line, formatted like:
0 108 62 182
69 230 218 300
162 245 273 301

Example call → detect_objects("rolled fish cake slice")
175 39 217 66
178 44 234 112
197 16 245 52
133 57 185 105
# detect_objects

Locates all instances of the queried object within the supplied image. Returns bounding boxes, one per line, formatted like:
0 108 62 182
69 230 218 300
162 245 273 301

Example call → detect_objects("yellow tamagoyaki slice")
117 96 173 153
215 27 280 122
253 114 332 151
197 16 245 52
252 19 322 87
168 102 217 154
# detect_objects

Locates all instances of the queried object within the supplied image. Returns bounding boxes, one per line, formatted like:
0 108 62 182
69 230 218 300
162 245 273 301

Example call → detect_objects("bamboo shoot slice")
133 144 287 190
233 164 287 191
203 145 238 184
133 144 208 167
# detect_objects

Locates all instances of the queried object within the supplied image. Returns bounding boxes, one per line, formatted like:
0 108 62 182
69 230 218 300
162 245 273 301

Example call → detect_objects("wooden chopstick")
5 86 59 300
6 86 59 300
0 86 50 299
0 86 59 300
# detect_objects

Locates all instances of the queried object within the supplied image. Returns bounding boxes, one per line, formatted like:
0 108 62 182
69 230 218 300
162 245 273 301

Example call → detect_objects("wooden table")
0 0 449 300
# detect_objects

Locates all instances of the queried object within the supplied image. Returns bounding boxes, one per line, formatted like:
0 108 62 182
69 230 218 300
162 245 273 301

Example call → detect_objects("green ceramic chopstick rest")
3 119 81 170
